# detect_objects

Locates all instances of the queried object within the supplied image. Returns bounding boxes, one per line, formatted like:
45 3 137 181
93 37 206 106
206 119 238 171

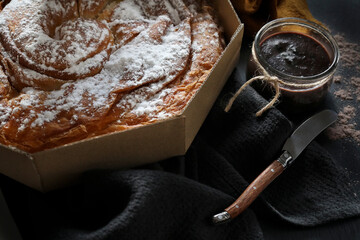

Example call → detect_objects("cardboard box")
0 0 244 192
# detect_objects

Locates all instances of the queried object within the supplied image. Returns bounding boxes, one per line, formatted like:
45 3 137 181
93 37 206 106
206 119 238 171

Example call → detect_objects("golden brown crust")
0 0 224 153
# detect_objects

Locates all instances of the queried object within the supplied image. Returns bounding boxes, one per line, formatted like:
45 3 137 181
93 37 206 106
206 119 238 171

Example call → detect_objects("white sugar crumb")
18 118 31 132
130 88 172 118
111 0 145 20
80 0 101 13
131 98 163 116
31 111 57 127
19 95 39 108
0 105 12 128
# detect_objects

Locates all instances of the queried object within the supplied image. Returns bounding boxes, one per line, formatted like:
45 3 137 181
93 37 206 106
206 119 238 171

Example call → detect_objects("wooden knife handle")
225 160 284 218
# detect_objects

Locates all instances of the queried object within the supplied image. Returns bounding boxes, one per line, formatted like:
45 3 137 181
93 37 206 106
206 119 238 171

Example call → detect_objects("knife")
212 109 337 224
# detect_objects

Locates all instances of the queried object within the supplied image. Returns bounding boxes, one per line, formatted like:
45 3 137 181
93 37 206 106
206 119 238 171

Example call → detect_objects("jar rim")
254 17 339 84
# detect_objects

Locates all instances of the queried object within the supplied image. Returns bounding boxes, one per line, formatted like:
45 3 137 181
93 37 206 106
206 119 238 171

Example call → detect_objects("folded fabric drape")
231 0 324 36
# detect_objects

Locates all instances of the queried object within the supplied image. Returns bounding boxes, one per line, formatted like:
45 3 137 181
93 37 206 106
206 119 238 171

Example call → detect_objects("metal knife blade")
280 110 338 167
212 110 338 224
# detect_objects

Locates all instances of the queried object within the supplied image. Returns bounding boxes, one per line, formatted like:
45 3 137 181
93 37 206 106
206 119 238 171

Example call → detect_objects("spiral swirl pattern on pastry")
0 0 224 153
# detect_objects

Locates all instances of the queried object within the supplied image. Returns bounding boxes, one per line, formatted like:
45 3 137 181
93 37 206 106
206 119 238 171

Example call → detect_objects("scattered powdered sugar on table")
334 88 353 100
326 105 360 142
334 34 360 71
326 34 360 144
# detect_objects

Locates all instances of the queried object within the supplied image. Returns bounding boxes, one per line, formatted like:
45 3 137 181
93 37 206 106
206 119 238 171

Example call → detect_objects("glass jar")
247 17 339 113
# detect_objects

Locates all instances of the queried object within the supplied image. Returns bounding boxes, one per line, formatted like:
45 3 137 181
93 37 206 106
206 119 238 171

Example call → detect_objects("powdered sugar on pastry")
0 0 224 152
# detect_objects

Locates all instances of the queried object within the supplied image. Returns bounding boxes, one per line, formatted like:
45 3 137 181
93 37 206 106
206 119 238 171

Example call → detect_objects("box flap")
215 0 243 42
0 146 42 190
0 116 185 191
183 0 244 149
31 116 186 191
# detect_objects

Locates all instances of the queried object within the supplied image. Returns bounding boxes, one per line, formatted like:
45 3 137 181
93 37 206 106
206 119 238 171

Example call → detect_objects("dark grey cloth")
191 66 360 226
1 65 360 240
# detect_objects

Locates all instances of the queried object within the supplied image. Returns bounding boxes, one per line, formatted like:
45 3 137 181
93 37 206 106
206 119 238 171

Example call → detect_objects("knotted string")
225 43 327 117
225 75 281 117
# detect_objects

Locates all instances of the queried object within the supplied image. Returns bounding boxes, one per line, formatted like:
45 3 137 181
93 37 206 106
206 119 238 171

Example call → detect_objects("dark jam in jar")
248 18 339 114
259 32 331 77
